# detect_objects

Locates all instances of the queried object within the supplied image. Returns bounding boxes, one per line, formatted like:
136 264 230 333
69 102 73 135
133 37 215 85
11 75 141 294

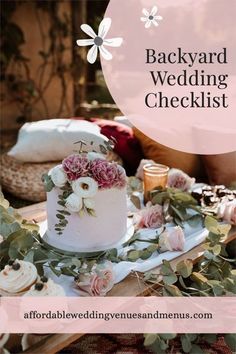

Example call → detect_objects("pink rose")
62 154 90 181
167 168 195 192
135 159 155 180
217 200 236 225
90 159 126 189
135 202 164 229
75 261 114 296
159 226 185 252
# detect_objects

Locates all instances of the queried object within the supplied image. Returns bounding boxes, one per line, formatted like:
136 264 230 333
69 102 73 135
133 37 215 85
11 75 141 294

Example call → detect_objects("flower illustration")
141 6 163 28
76 17 123 64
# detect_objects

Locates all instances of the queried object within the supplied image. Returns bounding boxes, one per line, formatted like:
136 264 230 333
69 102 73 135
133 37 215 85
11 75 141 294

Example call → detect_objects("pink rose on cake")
62 155 90 181
217 200 236 225
159 226 185 252
74 261 114 296
167 168 195 192
90 159 126 189
134 202 164 229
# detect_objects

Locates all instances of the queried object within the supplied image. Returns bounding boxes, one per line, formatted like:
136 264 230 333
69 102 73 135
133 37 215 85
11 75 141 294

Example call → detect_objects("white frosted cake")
42 152 127 252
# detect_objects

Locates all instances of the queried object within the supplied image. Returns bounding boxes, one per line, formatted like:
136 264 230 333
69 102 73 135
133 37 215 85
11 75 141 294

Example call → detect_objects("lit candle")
143 163 169 203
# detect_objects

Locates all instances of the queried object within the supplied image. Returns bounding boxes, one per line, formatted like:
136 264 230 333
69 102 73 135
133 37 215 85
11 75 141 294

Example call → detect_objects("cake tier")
44 187 127 252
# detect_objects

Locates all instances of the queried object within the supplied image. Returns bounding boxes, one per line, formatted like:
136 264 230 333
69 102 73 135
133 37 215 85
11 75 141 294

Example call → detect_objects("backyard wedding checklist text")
145 47 229 109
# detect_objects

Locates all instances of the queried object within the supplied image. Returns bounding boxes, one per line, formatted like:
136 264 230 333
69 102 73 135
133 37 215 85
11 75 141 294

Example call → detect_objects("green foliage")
143 210 235 353
42 174 55 192
151 187 202 228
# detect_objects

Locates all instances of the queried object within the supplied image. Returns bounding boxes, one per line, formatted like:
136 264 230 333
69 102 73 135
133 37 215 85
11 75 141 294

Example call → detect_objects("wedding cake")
42 151 127 252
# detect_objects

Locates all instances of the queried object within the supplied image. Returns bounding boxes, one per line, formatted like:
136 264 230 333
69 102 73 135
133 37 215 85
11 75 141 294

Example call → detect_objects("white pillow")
8 119 110 162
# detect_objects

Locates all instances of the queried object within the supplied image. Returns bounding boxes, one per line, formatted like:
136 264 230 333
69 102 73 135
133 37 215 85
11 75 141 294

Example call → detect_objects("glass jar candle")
143 163 169 203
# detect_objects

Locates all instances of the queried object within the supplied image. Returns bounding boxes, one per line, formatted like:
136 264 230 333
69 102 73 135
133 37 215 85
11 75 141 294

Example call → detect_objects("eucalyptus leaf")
164 284 182 296
123 232 140 247
159 333 177 340
144 333 159 346
130 194 141 210
176 259 193 278
202 334 217 344
21 222 39 232
224 334 236 351
139 250 152 260
189 344 204 354
181 335 192 353
0 221 21 237
161 260 174 276
187 214 202 227
24 250 34 263
42 174 54 192
191 272 209 284
170 205 185 221
49 263 61 276
127 250 140 262
163 274 178 285
212 244 221 255
204 215 218 232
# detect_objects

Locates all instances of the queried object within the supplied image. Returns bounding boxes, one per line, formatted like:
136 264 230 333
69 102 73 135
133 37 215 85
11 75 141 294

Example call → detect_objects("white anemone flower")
49 165 67 188
72 177 98 198
76 17 123 64
141 6 163 28
65 193 82 213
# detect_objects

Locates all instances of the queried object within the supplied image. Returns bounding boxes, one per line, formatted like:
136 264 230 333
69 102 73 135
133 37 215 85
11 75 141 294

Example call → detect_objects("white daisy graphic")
141 6 163 28
76 17 123 64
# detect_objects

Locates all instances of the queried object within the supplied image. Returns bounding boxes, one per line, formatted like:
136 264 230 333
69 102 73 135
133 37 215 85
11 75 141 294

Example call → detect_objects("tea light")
143 163 169 203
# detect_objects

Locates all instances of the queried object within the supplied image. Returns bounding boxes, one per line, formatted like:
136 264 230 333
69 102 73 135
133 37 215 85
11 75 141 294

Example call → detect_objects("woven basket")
0 154 59 202
0 152 123 203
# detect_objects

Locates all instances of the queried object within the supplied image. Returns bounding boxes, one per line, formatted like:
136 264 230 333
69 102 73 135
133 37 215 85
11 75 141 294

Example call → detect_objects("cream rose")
0 235 4 244
135 159 155 180
65 193 82 213
75 261 114 296
217 200 236 225
72 177 98 198
159 226 185 252
135 202 164 229
50 165 67 188
83 198 95 209
167 168 195 192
